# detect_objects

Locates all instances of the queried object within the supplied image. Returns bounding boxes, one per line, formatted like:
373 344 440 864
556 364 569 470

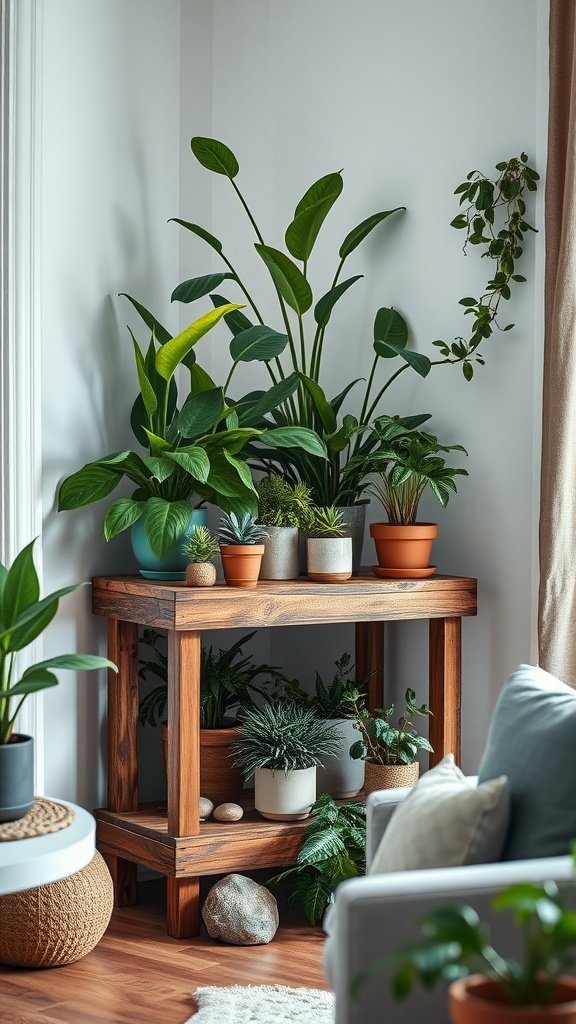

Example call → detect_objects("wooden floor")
0 879 328 1024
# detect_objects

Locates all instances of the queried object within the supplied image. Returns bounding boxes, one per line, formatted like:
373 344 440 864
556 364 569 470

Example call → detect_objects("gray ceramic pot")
316 718 365 799
259 526 300 580
336 505 366 575
0 734 34 822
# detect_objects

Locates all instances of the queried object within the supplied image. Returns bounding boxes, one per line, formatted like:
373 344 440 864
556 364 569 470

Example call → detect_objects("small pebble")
213 802 244 822
200 797 214 820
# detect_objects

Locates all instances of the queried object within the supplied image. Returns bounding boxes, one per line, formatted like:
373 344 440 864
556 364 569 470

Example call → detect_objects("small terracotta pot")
449 975 576 1024
370 522 438 570
364 759 420 795
161 722 244 805
185 562 217 587
220 544 265 588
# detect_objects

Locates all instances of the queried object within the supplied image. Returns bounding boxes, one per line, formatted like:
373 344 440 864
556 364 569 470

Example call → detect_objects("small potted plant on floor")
219 512 268 588
182 525 220 587
345 415 468 577
346 687 433 794
0 540 116 822
256 475 314 580
232 701 341 820
306 507 352 582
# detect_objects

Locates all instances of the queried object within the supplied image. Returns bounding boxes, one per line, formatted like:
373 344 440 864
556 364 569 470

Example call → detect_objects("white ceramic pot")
316 718 365 799
254 766 316 820
307 537 352 582
259 526 300 580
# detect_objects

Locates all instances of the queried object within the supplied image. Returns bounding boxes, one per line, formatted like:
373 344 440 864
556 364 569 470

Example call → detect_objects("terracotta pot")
364 759 420 795
160 723 244 805
185 562 217 587
449 975 576 1024
370 522 438 570
220 544 265 588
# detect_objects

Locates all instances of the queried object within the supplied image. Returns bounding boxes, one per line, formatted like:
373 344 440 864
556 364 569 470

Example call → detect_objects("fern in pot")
256 474 313 580
233 701 341 820
306 507 352 583
219 512 268 588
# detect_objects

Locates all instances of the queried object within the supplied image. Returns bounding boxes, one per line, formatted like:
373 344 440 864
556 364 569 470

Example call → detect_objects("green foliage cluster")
232 701 341 776
218 512 268 546
269 793 366 925
347 687 433 766
256 474 314 529
307 506 346 539
182 525 219 564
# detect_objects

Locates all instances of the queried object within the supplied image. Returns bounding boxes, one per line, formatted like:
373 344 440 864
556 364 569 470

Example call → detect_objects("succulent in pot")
256 475 314 580
306 507 352 583
219 512 268 588
182 526 220 587
346 687 433 794
232 700 341 821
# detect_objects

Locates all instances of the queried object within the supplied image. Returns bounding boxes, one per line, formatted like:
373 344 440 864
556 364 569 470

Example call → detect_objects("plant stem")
363 362 409 426
230 179 266 246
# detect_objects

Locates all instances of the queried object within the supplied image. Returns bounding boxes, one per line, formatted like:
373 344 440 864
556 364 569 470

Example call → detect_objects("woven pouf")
0 850 113 967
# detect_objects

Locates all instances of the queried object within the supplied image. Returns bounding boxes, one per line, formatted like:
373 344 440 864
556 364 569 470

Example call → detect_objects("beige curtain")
539 0 576 682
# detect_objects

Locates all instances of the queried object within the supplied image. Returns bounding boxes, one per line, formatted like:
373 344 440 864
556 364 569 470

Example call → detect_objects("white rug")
189 983 334 1023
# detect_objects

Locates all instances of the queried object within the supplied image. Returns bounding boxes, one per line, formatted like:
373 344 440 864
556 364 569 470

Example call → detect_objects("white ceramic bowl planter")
307 537 352 583
254 767 316 821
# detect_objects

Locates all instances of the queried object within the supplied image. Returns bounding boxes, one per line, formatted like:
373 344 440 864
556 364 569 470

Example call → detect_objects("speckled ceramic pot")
259 526 299 580
316 718 365 798
307 537 352 582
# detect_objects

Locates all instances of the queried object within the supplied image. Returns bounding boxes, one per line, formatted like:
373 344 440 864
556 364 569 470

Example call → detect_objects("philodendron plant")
0 540 116 744
58 303 325 559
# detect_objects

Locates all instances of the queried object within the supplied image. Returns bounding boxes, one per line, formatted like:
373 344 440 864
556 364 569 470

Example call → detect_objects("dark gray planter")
336 506 367 575
0 734 34 822
316 718 365 798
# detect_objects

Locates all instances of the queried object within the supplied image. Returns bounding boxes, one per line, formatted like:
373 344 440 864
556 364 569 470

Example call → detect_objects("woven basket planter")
364 760 420 795
0 850 113 967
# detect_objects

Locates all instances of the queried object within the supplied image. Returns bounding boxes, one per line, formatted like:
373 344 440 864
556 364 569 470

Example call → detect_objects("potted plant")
388 869 576 1022
0 540 116 822
232 701 341 820
306 507 352 582
256 474 314 580
219 512 268 588
346 687 433 794
268 793 366 924
182 526 219 587
139 629 284 805
307 653 366 799
346 415 468 577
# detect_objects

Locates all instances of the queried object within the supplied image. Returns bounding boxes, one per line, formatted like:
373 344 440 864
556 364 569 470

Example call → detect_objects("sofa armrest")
366 787 412 867
324 855 574 1024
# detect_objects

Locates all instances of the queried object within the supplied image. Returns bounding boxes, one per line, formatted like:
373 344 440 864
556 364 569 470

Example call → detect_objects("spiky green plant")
182 525 220 563
219 511 269 545
256 474 314 529
233 701 340 776
269 793 366 924
310 652 363 719
307 506 345 539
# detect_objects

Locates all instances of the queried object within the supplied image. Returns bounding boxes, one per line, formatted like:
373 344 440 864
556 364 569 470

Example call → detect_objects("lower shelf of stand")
95 796 355 878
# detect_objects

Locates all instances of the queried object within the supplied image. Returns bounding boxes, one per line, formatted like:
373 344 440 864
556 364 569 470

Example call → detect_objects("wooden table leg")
355 622 385 709
106 618 139 906
166 630 201 937
429 617 462 767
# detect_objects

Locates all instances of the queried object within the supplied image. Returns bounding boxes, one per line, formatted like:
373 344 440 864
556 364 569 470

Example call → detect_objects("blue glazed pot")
131 507 208 577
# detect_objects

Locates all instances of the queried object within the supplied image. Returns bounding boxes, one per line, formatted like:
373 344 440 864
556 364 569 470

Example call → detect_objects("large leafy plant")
166 140 537 505
58 302 325 559
0 540 116 744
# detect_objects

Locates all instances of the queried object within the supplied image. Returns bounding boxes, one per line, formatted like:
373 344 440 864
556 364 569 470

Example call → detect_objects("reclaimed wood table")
92 573 477 938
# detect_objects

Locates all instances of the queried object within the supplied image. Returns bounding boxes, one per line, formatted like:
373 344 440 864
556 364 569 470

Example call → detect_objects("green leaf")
462 361 473 382
230 325 289 363
205 454 258 513
190 136 239 178
377 341 431 378
171 273 233 304
314 275 363 328
104 499 146 541
330 379 363 415
254 244 312 315
223 450 255 492
142 498 193 559
326 414 357 453
459 297 477 307
261 427 327 459
210 294 254 336
297 830 346 864
285 171 343 261
450 214 468 229
155 304 243 381
129 329 157 423
2 540 40 628
58 463 121 510
165 447 210 483
190 363 217 395
23 654 117 674
178 388 225 439
143 456 174 483
0 585 82 651
339 208 404 260
302 875 333 925
238 373 300 425
373 307 408 356
119 294 171 345
299 376 337 433
168 218 223 253
5 669 59 697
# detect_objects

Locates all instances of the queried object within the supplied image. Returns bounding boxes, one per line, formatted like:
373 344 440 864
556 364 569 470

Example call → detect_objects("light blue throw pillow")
478 664 576 860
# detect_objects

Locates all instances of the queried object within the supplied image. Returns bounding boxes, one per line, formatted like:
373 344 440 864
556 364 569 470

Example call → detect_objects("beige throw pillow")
370 754 509 875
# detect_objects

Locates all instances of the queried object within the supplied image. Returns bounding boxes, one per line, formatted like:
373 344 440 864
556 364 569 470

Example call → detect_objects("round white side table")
0 799 95 896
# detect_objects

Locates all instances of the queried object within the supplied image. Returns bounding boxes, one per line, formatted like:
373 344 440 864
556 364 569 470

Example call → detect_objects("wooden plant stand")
92 573 477 937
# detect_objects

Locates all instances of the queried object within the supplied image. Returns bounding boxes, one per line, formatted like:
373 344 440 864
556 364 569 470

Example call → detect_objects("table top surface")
0 800 95 896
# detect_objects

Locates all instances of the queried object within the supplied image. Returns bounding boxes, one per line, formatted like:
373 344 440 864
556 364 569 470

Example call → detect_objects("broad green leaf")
190 363 217 395
129 329 157 422
373 307 408 356
285 171 343 261
199 428 262 456
302 875 333 925
339 208 405 260
5 669 58 697
171 273 233 304
299 375 336 433
58 464 121 510
330 379 363 415
378 341 431 378
190 136 239 178
297 829 346 864
254 244 312 315
261 427 327 459
119 294 171 345
238 373 300 425
155 304 243 381
314 275 363 328
104 499 146 541
142 429 171 456
0 585 83 651
178 388 225 439
22 654 117 674
168 218 223 253
210 294 253 336
2 540 40 628
326 414 358 453
165 447 210 483
142 498 194 559
205 454 258 506
143 456 174 483
223 450 255 493
230 325 288 363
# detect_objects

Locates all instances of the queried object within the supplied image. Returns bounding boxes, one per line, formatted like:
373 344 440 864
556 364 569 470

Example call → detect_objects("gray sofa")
323 784 573 1024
